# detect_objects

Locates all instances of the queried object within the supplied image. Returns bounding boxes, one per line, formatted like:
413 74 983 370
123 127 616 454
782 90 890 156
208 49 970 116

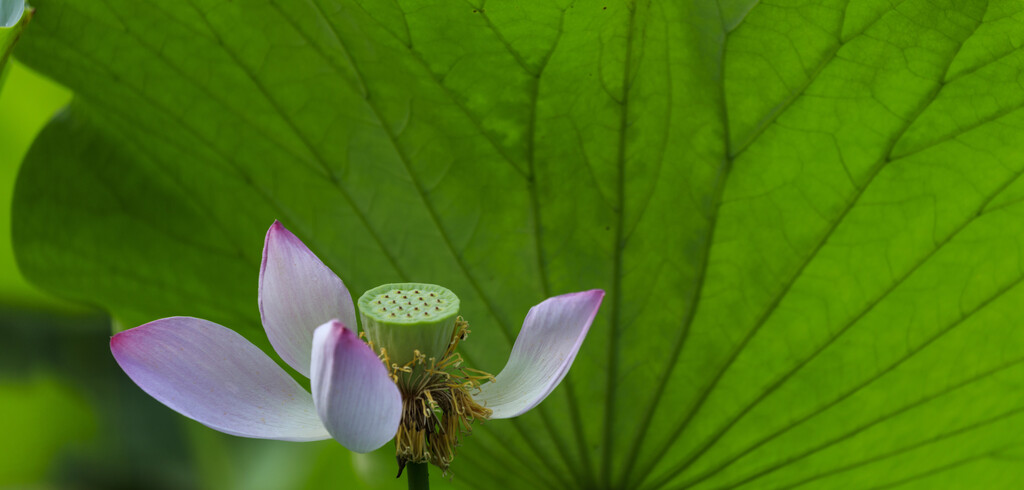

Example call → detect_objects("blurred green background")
0 61 426 490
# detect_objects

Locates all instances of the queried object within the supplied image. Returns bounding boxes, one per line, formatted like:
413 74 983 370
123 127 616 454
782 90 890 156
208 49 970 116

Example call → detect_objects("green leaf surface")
0 60 75 308
13 0 1024 488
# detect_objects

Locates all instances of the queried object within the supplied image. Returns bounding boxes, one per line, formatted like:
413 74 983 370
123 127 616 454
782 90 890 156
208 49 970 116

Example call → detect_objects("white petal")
310 320 402 453
260 221 357 377
474 290 604 418
110 317 330 441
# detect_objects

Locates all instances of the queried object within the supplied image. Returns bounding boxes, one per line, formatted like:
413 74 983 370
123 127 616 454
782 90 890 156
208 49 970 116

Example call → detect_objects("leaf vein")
633 9 978 487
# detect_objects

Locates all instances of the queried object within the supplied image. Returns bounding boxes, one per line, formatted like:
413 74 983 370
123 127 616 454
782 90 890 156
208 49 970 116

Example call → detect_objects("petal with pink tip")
111 317 330 441
260 221 357 377
473 289 604 419
310 320 402 453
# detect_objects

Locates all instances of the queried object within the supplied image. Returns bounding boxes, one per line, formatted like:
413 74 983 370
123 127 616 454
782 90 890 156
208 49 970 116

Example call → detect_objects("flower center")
357 283 493 474
364 317 493 474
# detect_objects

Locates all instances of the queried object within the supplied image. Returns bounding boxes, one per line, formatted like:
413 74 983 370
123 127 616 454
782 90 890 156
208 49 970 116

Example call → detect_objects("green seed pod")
357 283 460 366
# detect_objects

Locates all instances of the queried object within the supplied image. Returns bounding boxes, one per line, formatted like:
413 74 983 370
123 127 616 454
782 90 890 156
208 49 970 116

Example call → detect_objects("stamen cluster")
364 317 493 474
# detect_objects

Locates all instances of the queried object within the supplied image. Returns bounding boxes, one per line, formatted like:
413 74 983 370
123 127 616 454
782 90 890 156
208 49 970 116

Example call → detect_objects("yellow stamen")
381 317 493 475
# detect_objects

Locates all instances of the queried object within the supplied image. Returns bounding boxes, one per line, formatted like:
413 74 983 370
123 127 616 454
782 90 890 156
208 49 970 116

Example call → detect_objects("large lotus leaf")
13 0 1024 488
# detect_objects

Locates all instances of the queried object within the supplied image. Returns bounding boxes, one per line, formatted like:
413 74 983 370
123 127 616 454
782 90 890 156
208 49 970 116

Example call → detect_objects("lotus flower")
111 221 603 471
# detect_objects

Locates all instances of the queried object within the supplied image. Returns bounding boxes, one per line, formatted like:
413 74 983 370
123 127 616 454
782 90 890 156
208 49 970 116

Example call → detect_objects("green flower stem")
406 462 429 490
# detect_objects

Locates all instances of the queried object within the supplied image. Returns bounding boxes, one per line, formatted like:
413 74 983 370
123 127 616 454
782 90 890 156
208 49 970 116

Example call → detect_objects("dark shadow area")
1 305 199 489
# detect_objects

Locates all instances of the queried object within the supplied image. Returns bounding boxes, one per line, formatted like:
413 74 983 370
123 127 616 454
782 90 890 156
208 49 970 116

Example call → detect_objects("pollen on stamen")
389 316 492 474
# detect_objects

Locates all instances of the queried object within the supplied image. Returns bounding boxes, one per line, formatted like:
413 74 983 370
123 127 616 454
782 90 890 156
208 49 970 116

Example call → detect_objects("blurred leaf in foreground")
0 373 95 486
0 60 72 308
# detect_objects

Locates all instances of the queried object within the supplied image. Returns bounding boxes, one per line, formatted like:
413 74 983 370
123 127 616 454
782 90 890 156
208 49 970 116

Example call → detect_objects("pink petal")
111 317 329 441
260 221 357 377
310 320 402 453
473 289 604 418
